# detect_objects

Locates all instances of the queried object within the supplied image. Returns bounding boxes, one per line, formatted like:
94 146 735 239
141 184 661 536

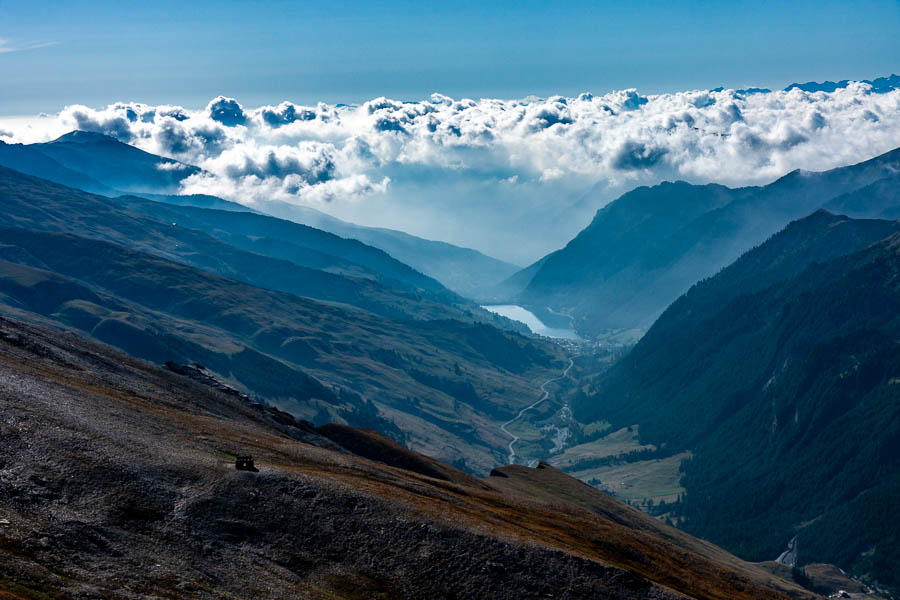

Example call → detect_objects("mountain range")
708 73 900 96
507 146 900 339
0 166 567 473
0 131 519 297
573 210 900 588
783 73 900 94
0 166 481 324
1 125 899 596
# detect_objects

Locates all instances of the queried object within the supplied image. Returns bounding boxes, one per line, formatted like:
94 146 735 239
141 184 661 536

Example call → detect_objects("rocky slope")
0 316 811 599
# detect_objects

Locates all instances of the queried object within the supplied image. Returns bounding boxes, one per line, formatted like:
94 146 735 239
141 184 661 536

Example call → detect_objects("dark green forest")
575 211 900 588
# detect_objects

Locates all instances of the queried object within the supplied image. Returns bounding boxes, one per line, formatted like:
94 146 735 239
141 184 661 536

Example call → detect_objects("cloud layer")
2 82 899 262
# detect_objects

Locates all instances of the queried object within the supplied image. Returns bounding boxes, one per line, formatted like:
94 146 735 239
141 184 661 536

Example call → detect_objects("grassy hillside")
0 227 564 473
0 314 811 599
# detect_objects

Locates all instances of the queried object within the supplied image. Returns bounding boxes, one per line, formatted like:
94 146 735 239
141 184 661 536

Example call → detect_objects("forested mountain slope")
574 211 900 589
514 147 900 338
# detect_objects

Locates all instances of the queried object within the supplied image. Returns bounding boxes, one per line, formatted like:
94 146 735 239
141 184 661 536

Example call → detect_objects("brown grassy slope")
315 423 489 489
486 462 815 599
0 316 808 600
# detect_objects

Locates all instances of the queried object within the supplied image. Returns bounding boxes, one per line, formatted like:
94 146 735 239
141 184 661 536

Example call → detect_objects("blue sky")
1 0 898 113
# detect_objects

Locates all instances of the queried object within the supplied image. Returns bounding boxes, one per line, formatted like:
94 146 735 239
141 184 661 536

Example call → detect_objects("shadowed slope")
0 165 492 324
317 423 487 488
515 147 900 338
486 462 812 598
575 211 900 587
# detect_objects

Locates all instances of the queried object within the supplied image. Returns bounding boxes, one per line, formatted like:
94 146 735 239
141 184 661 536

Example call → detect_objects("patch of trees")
564 446 680 472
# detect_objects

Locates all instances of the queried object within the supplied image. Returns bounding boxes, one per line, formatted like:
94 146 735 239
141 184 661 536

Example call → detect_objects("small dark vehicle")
235 455 259 472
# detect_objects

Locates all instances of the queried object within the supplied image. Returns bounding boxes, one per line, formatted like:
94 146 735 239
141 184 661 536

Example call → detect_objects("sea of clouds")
2 82 898 263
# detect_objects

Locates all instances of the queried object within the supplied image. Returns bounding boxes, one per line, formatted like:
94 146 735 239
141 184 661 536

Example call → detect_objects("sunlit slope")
0 315 809 599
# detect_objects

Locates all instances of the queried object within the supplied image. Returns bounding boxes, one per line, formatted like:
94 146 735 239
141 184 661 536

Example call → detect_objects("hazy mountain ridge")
0 131 519 299
135 191 258 212
823 173 900 220
114 195 451 296
262 201 522 300
0 166 511 327
513 146 900 338
35 130 201 194
573 211 900 589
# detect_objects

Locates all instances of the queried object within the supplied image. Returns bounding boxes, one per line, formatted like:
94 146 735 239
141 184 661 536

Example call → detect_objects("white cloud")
1 82 899 263
207 96 247 127
155 161 190 172
0 38 57 54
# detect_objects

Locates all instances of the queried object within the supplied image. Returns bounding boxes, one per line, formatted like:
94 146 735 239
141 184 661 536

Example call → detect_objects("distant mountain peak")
511 145 900 338
807 207 841 219
710 86 771 95
783 73 900 94
49 130 123 145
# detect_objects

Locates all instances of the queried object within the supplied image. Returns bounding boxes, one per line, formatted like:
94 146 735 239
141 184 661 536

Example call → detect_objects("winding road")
500 358 574 465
